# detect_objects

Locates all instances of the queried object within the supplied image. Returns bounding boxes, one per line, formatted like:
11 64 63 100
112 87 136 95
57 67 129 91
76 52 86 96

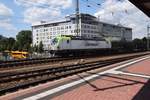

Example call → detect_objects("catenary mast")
147 25 150 51
76 0 80 36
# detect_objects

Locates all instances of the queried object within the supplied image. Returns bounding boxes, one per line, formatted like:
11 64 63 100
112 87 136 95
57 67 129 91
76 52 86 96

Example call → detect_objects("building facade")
32 13 132 50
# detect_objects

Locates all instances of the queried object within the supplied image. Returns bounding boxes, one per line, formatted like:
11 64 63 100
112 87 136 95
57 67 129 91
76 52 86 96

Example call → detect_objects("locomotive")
50 35 111 56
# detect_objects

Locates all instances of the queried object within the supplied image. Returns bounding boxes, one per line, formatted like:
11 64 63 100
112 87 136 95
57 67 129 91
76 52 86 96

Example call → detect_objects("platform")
0 55 150 100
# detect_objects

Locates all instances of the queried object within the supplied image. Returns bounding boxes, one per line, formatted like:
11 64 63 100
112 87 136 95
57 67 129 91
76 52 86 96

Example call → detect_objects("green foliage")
7 38 16 50
16 30 32 51
12 42 19 51
132 38 149 51
31 42 44 53
32 45 38 52
0 36 16 52
0 30 32 52
38 41 44 53
142 37 148 50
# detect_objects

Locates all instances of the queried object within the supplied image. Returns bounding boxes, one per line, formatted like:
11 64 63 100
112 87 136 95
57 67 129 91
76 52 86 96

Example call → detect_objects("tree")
16 30 32 51
0 38 5 51
0 30 32 52
0 35 3 40
133 38 143 51
32 45 38 52
7 38 16 50
0 36 16 51
142 37 147 51
12 42 19 51
38 41 44 53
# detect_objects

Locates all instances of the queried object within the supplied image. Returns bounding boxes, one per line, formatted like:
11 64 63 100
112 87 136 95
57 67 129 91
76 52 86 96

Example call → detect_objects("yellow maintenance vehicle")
11 51 29 59
4 51 29 59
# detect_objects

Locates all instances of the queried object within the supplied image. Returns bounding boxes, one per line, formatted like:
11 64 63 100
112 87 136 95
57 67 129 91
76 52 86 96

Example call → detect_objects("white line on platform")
112 71 150 79
23 56 150 100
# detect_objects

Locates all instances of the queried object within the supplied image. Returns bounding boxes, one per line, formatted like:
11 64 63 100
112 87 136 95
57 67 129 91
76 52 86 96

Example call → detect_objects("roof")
99 21 132 30
32 19 67 27
32 13 132 30
129 0 150 17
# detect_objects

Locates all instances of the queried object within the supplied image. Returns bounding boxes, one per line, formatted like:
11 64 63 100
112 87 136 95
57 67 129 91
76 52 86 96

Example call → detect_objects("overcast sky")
0 0 149 39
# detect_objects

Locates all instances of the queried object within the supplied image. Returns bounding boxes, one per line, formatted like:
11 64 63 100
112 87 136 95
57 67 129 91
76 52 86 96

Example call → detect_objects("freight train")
50 35 111 56
49 35 148 56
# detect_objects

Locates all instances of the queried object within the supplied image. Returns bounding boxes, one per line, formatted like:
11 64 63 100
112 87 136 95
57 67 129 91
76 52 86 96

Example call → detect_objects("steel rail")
0 53 148 95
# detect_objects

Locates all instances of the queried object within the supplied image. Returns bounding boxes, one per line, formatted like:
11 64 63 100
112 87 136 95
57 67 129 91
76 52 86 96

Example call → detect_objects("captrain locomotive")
50 35 111 56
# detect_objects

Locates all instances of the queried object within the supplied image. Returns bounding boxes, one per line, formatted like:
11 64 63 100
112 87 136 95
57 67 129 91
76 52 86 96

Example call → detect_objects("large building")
32 13 132 50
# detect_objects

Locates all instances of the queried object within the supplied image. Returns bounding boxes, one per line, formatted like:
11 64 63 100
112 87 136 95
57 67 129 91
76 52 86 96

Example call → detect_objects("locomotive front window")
52 38 58 45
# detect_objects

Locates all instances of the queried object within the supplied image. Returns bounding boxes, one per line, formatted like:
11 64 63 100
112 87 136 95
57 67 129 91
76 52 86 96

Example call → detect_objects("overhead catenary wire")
81 0 131 16
10 0 69 21
6 0 135 23
85 0 102 8
80 0 99 12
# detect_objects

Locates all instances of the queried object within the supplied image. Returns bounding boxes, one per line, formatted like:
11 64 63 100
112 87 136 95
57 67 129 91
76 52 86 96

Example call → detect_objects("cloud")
95 0 149 39
15 0 72 8
0 2 16 35
23 7 61 23
0 19 17 31
14 0 72 24
0 19 17 37
0 3 13 16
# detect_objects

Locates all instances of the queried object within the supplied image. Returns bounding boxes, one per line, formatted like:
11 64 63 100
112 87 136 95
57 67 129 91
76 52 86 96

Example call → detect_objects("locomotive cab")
51 35 71 50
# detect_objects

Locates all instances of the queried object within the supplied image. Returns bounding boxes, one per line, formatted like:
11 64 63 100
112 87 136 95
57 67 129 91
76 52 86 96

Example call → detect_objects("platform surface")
0 55 150 100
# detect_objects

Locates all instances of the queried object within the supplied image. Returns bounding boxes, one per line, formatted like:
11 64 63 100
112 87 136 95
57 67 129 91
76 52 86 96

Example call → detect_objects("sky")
0 0 149 39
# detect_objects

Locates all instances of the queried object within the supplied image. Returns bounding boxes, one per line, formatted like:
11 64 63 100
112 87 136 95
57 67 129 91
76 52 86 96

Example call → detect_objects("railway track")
0 53 148 96
0 54 107 69
0 52 148 69
0 56 82 69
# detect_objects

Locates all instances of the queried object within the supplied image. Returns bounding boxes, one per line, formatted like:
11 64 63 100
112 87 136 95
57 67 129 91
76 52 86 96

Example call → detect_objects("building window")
53 27 56 30
69 26 71 29
82 25 84 28
66 26 68 29
57 27 60 30
61 26 64 30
